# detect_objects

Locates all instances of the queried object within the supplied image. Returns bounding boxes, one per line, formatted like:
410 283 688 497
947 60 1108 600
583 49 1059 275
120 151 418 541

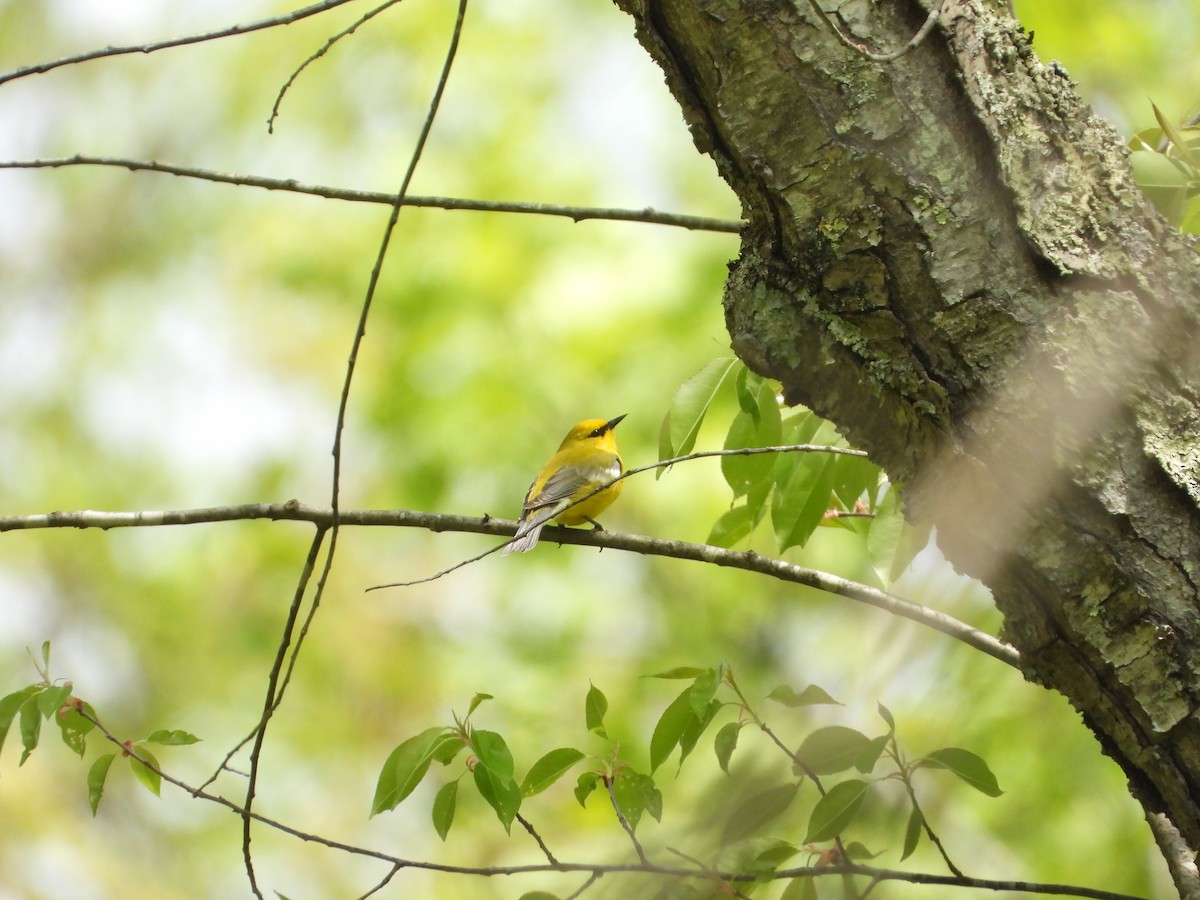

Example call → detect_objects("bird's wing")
524 463 596 513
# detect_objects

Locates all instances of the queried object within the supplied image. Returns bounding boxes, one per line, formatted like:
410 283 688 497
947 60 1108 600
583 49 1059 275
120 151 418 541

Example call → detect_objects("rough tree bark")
613 0 1200 892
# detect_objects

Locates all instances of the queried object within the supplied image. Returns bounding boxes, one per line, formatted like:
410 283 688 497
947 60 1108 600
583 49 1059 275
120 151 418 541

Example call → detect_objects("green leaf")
805 778 869 842
780 876 818 900
752 839 800 869
659 358 738 462
876 702 895 731
87 753 117 816
37 683 72 719
39 640 51 672
919 747 1003 796
57 700 96 757
772 433 838 552
688 667 722 718
518 892 563 900
370 727 453 816
473 760 522 833
129 746 162 797
470 730 521 831
722 782 799 844
18 694 42 764
714 721 742 773
650 687 695 773
866 487 932 586
767 684 841 708
707 504 755 548
520 747 585 797
844 840 880 860
574 770 600 807
466 692 493 718
856 735 889 774
722 377 782 499
648 666 708 680
432 779 458 840
611 770 661 831
794 726 874 776
901 805 923 860
146 729 201 746
832 451 878 511
470 730 515 781
585 683 608 739
0 686 39 760
734 364 762 417
678 699 721 765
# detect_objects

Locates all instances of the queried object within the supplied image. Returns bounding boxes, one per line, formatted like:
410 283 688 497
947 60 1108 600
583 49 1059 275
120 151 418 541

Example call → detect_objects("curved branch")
0 156 743 233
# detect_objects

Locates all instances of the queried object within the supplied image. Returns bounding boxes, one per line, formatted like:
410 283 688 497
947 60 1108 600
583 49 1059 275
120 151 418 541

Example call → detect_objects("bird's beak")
605 414 627 431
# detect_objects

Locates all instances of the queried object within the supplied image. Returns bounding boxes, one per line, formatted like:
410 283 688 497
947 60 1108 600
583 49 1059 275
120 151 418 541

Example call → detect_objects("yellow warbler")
502 414 626 555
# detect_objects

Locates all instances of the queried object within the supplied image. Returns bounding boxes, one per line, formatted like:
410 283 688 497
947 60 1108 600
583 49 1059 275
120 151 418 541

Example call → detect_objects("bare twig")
0 0 362 87
268 0 406 133
0 156 743 233
604 775 649 865
517 813 559 865
805 0 945 63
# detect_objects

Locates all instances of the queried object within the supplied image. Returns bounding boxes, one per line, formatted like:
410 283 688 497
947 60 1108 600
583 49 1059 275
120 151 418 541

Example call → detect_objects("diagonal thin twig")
0 0 362 87
237 2 471 896
268 0 407 133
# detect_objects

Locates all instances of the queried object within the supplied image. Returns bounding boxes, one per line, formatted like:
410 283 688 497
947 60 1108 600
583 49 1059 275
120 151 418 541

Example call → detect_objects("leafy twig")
605 775 649 865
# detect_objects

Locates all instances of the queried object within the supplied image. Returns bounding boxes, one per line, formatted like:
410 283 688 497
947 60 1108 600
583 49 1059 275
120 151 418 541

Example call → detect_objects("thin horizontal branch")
0 156 744 233
0 0 361 87
75 704 1145 900
0 501 1017 667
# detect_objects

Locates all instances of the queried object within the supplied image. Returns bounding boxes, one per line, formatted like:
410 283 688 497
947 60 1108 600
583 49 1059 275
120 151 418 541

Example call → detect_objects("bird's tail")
501 521 545 555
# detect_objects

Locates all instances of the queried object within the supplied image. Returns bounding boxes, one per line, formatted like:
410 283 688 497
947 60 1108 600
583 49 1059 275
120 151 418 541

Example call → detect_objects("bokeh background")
0 0 1196 897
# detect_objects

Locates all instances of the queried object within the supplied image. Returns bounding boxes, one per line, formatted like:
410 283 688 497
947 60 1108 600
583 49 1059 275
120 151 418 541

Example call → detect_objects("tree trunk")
614 0 1200 883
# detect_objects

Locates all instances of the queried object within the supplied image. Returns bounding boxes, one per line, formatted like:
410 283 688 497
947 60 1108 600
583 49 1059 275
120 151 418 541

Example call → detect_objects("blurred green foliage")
0 0 1188 897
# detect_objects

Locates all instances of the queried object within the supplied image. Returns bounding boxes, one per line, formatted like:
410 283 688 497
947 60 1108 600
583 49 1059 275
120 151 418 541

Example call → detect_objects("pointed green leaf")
832 451 878 511
805 778 869 842
919 747 1003 796
901 805 923 860
611 770 661 831
714 721 742 773
18 694 42 765
722 378 782 499
470 730 515 780
659 357 738 461
794 726 874 776
734 364 762 417
129 746 162 797
648 666 708 680
87 753 117 816
707 504 755 548
146 729 201 746
37 683 72 719
856 735 889 774
518 892 563 900
767 684 841 708
780 876 818 900
466 692 493 718
57 700 96 758
585 683 608 739
520 747 585 797
678 699 721 765
574 770 600 808
722 782 800 844
40 640 51 672
0 686 39 760
844 840 880 860
688 667 721 718
876 702 895 731
772 446 837 552
432 779 458 840
650 687 695 773
472 761 522 832
370 727 453 816
867 487 932 586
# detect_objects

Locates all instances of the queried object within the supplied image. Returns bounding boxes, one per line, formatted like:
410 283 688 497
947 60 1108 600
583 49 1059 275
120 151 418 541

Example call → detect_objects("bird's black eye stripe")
590 425 607 438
